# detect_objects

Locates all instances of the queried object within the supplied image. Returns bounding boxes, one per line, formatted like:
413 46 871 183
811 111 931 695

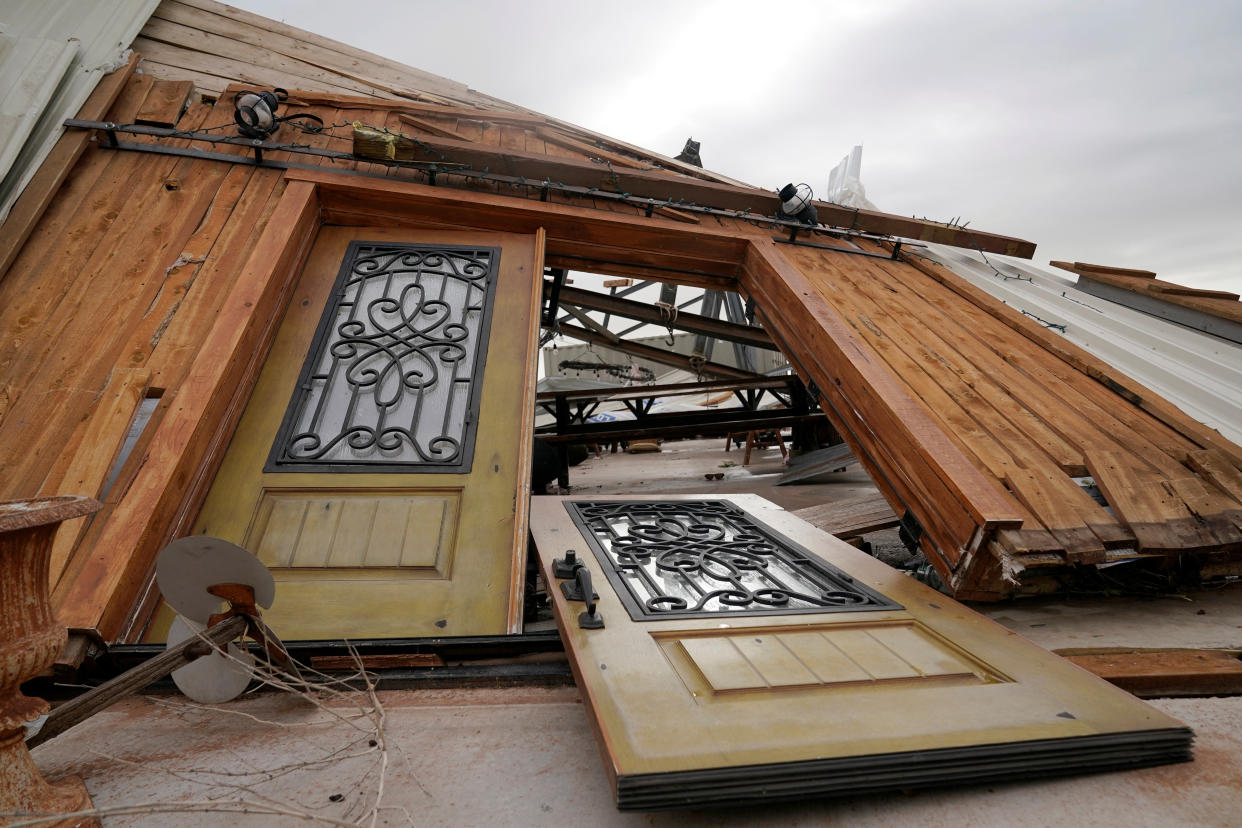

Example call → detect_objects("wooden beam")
0 52 140 283
287 166 750 270
346 127 1037 258
135 79 196 127
555 323 760 380
539 412 825 444
742 237 1025 574
1058 649 1242 698
292 90 548 125
556 285 777 350
535 376 790 404
53 181 321 639
395 113 473 142
1051 260 1157 279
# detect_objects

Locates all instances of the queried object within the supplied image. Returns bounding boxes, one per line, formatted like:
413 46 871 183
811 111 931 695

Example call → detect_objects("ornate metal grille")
268 242 500 472
566 500 900 620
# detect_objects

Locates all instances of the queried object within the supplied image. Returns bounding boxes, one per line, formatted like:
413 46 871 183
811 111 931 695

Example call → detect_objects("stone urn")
0 496 101 827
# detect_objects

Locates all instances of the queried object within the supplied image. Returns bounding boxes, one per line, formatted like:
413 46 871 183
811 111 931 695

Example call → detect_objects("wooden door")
170 226 543 640
531 494 1191 810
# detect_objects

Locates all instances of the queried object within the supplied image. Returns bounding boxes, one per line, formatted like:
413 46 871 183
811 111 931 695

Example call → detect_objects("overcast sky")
237 0 1241 294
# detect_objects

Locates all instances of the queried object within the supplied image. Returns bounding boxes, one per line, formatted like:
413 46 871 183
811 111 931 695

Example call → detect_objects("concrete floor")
31 689 1242 827
26 436 1242 826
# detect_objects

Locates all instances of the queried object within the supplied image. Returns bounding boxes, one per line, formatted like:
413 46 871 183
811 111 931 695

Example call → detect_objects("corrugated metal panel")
0 35 77 183
919 244 1242 446
0 0 159 224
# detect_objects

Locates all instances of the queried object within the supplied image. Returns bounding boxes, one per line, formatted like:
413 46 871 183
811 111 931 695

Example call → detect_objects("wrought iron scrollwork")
268 242 500 472
566 500 900 620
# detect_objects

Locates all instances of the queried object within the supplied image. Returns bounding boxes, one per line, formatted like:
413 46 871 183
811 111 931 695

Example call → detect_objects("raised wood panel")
663 622 998 696
249 489 459 573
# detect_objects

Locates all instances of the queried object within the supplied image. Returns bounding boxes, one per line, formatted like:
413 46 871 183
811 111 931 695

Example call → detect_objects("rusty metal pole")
0 496 101 828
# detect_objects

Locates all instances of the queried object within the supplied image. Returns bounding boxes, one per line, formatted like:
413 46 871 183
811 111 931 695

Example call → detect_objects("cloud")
239 0 1242 292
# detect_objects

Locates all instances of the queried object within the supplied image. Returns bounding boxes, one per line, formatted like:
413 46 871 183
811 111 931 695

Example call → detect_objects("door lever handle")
560 567 598 602
574 567 604 630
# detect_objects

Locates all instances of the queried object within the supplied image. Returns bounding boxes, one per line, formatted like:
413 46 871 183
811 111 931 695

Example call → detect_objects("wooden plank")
2 139 229 496
754 242 1023 527
139 17 403 101
287 166 749 268
343 127 1036 257
743 240 1023 564
44 370 152 586
309 653 445 671
0 160 204 490
134 79 196 127
902 252 1242 468
891 249 1206 478
42 161 261 586
0 52 138 284
294 90 547 124
1050 260 1157 279
787 248 1106 560
53 180 320 638
1187 449 1242 502
394 113 472 141
1058 649 1242 698
132 36 369 100
1085 451 1218 553
790 493 900 537
1146 283 1241 301
535 126 669 172
161 0 475 104
839 252 1087 475
1077 270 1242 324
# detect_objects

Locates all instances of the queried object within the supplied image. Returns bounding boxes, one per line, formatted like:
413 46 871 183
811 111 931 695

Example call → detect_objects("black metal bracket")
542 267 568 329
552 549 581 579
773 235 921 261
560 578 599 602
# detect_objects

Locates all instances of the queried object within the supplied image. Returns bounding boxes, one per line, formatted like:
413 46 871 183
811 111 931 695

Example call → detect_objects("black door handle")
574 567 604 630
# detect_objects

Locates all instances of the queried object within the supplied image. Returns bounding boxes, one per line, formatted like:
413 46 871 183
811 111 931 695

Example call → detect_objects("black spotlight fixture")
674 137 702 167
777 182 818 225
233 88 323 139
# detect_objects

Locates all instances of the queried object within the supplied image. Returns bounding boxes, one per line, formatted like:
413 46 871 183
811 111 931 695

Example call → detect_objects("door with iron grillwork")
164 226 543 640
531 494 1191 810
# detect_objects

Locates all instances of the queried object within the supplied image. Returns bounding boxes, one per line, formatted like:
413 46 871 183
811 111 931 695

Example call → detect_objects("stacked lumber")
741 237 1242 599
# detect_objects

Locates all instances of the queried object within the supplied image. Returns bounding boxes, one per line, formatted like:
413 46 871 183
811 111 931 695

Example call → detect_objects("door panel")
531 494 1191 810
155 226 542 640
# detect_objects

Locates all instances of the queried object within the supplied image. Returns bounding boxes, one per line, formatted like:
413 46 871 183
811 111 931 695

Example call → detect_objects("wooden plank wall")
749 238 1242 597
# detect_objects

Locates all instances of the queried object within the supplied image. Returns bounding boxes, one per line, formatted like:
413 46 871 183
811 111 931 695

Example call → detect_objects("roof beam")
350 129 1037 258
555 323 761 380
555 285 777 350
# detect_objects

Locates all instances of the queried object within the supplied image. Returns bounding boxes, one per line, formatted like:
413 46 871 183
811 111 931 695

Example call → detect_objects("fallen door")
158 227 543 640
531 494 1191 810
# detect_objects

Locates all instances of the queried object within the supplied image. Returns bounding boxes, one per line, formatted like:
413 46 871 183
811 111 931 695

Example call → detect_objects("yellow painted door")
182 226 543 640
531 494 1191 810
